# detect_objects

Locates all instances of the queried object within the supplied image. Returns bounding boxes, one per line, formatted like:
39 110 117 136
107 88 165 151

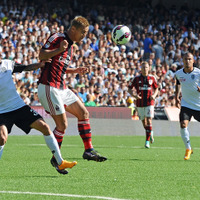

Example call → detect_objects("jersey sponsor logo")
44 42 50 48
59 55 71 65
179 77 186 82
139 86 151 90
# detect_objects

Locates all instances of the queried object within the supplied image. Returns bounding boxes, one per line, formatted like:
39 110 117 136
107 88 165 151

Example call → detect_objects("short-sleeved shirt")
0 59 26 113
38 32 74 89
175 67 200 111
128 74 158 107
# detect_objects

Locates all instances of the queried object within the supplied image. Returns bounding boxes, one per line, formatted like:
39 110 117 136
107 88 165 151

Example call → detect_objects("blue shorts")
0 105 42 134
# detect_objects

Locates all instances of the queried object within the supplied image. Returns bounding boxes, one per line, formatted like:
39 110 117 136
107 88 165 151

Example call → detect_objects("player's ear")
70 26 76 33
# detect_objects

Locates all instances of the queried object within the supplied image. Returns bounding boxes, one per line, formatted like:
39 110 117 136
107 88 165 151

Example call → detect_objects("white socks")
0 145 4 160
180 127 191 150
43 134 63 165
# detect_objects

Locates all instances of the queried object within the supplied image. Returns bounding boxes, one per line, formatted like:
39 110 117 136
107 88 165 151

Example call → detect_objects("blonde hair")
71 16 89 29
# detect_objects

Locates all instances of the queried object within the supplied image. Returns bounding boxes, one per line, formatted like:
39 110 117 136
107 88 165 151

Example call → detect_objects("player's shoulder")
175 68 183 75
193 67 200 73
48 32 65 42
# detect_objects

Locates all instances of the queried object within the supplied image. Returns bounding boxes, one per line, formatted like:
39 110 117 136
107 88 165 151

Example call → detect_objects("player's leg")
65 99 107 162
51 113 68 149
179 107 192 160
37 84 67 150
0 125 8 159
30 118 77 170
137 107 149 148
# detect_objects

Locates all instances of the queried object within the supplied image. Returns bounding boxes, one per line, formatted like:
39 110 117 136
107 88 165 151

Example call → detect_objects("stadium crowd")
0 0 200 112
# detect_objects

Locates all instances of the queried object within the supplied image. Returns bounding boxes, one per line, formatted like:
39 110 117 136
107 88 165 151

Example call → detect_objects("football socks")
78 119 93 150
44 134 63 165
0 145 4 159
180 127 191 150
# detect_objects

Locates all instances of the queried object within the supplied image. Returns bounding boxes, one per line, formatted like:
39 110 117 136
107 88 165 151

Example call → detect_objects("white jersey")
175 67 200 111
0 59 25 113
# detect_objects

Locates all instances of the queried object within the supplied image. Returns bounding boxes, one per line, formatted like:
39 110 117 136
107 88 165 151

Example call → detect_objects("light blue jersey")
0 59 25 113
175 67 200 111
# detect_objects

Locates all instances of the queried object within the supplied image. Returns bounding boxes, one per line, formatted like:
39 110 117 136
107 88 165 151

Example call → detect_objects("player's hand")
60 40 68 51
76 67 89 75
135 94 142 100
150 95 155 100
175 98 181 109
197 85 200 92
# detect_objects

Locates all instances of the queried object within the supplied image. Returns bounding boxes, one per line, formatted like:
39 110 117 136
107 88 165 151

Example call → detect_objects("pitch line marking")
0 191 132 200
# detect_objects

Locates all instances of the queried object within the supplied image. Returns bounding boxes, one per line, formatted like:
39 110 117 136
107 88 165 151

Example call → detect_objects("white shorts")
38 84 79 115
137 106 154 120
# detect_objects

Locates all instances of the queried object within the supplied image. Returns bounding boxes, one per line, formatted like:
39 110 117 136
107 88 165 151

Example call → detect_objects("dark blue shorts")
180 106 200 122
0 105 42 134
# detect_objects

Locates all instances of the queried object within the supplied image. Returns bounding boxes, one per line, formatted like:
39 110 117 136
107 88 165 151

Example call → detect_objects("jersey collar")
64 32 73 46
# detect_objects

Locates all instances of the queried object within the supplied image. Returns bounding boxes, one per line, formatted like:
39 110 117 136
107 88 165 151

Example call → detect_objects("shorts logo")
55 105 60 111
30 109 39 116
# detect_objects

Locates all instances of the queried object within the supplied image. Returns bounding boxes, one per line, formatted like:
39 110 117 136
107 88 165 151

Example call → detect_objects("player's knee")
83 109 89 119
56 121 68 132
0 131 8 145
180 122 187 129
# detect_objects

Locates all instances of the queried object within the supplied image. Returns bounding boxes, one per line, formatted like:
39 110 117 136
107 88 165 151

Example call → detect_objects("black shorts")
0 105 42 134
180 106 200 122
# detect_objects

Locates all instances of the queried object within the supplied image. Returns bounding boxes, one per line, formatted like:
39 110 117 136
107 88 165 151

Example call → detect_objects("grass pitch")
0 135 200 200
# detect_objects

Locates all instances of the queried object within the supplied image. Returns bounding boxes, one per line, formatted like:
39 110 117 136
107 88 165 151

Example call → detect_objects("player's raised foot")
150 131 154 144
83 149 107 162
145 141 150 148
184 149 193 160
50 157 77 175
58 160 77 170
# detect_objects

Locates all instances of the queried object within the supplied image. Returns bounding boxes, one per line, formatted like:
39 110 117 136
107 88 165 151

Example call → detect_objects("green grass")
1 135 200 200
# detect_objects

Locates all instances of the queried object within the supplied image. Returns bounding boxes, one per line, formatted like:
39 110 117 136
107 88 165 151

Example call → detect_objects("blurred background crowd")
1 0 200 115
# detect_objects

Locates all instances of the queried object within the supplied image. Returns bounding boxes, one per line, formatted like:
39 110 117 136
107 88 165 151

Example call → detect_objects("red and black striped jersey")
38 32 74 89
128 74 158 107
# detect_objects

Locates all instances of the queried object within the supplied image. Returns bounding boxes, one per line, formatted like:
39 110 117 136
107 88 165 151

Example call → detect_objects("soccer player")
38 16 107 174
175 52 200 160
0 55 77 174
128 61 158 148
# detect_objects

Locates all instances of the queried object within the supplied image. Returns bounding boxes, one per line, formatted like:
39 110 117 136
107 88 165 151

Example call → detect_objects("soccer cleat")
58 160 77 170
50 157 68 175
50 157 77 174
145 141 150 148
150 131 154 144
83 150 107 162
184 149 193 160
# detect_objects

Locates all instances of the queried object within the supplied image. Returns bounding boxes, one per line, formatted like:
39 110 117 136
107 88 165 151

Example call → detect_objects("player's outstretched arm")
13 60 51 73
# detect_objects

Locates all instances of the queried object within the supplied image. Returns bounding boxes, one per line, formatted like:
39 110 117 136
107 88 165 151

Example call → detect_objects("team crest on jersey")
44 42 50 48
191 74 195 80
148 79 153 85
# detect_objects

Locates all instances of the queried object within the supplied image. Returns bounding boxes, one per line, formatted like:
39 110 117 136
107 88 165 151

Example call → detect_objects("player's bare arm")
150 87 159 100
66 67 89 75
39 40 69 60
175 83 181 109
